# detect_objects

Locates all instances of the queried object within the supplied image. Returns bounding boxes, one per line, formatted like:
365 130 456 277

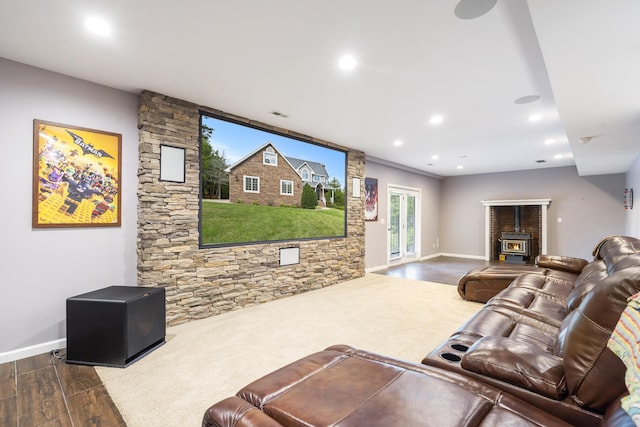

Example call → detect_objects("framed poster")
364 177 378 221
33 119 122 227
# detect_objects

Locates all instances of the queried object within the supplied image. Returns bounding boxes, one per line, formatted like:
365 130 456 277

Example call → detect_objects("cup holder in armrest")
440 352 462 362
450 343 469 352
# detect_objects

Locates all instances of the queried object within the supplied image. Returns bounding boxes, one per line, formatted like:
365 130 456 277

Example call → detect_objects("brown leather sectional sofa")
202 236 640 427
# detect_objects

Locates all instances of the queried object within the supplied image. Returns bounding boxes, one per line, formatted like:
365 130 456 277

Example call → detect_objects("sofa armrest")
202 397 284 427
457 267 538 303
535 255 589 274
461 336 567 400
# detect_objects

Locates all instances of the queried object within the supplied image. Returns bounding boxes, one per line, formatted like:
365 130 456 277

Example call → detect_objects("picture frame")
33 119 122 228
364 177 378 221
352 177 361 198
160 145 186 183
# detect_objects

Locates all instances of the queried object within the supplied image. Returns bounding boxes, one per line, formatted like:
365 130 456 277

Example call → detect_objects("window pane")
244 176 259 192
389 193 400 258
406 195 416 253
264 152 277 165
281 180 293 195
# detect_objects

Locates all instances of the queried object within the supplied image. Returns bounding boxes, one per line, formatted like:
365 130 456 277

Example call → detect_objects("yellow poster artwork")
32 119 122 227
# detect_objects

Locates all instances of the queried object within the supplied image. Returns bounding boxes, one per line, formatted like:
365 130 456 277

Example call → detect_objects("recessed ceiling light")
338 54 357 71
545 139 555 145
393 139 403 147
85 16 112 37
456 165 464 169
429 115 444 125
431 155 439 160
514 95 541 105
528 114 542 122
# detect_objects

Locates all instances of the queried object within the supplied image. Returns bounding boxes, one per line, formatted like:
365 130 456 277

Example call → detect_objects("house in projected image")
227 142 338 207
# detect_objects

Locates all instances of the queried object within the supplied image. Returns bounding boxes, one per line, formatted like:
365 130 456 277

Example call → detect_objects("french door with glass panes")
388 187 420 263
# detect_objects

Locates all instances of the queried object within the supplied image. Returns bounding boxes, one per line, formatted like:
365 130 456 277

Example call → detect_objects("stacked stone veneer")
137 91 365 325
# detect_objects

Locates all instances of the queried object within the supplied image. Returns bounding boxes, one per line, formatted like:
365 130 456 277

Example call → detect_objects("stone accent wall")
137 91 365 325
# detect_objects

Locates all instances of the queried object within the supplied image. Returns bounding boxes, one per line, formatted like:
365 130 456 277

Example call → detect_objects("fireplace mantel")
481 199 551 261
482 199 551 207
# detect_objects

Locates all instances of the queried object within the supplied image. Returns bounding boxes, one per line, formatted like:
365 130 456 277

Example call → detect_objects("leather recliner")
423 236 640 425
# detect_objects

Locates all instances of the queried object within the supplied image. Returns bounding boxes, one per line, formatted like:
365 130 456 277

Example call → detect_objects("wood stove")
501 232 531 263
483 198 550 262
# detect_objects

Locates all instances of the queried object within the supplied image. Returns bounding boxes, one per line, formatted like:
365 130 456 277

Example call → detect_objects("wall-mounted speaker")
66 286 165 367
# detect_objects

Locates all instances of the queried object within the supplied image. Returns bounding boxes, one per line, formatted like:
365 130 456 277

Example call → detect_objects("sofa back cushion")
560 267 640 411
566 259 608 312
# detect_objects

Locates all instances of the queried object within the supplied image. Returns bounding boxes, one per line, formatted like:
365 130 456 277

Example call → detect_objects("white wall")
364 159 441 270
440 166 626 260
626 154 640 237
0 58 138 359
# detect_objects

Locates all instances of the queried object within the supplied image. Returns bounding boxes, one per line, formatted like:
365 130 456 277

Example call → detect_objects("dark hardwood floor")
374 255 494 285
0 350 125 427
0 256 488 427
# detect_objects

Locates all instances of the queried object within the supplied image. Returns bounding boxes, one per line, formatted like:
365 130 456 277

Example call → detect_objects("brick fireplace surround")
482 199 551 262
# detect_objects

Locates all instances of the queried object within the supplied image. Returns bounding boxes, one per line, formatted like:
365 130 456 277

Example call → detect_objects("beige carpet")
96 273 482 427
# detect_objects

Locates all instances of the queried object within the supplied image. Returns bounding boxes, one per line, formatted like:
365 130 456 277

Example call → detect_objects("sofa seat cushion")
456 305 559 351
202 345 574 427
485 274 572 328
507 273 576 297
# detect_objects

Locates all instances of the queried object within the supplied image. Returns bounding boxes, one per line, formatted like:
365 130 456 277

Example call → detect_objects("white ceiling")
1 0 638 177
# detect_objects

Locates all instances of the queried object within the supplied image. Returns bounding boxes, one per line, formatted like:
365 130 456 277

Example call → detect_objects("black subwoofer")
66 286 166 367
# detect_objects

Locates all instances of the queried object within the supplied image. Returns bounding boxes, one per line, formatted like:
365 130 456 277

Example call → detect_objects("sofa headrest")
593 236 640 268
610 254 640 274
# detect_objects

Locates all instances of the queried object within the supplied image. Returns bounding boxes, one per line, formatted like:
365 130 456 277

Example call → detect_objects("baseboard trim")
365 265 389 273
439 253 487 260
418 253 442 261
366 253 446 272
0 339 66 364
